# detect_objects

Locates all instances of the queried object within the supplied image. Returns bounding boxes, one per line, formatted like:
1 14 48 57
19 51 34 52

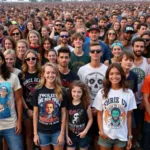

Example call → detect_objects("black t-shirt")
31 86 67 133
18 72 40 109
15 57 23 70
67 102 88 135
126 70 138 93
59 70 79 91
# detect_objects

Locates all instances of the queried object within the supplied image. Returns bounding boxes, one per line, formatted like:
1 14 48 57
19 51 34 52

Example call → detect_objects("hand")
91 107 97 116
100 132 111 140
15 120 22 135
57 133 64 145
77 130 87 138
126 139 132 150
27 109 33 118
66 136 73 145
34 134 40 146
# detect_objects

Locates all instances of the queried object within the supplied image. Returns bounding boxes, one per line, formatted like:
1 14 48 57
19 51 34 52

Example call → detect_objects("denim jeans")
0 127 23 150
143 121 150 150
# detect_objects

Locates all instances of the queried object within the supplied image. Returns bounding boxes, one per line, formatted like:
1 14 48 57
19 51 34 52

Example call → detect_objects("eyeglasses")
25 57 37 61
55 24 62 27
108 32 116 35
60 35 69 38
90 50 102 54
12 32 20 36
143 38 150 42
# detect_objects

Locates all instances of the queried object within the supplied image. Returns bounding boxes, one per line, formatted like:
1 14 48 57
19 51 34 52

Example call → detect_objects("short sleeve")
142 75 150 94
128 90 137 111
30 88 39 107
12 74 21 91
92 89 103 111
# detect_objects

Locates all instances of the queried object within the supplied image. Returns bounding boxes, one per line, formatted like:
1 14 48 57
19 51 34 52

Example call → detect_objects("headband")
112 42 123 49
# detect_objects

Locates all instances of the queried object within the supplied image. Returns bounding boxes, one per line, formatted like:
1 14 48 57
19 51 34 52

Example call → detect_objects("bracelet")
128 135 133 139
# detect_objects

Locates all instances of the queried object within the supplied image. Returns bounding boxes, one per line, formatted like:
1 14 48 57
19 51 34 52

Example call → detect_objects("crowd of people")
0 2 150 150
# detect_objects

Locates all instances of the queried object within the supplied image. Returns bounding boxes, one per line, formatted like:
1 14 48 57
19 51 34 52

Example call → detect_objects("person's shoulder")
129 70 138 77
78 63 90 70
101 63 108 69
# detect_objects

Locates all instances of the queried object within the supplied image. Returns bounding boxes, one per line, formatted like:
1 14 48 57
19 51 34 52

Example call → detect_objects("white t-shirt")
0 73 21 130
77 63 107 104
131 57 150 104
54 45 74 53
93 88 137 141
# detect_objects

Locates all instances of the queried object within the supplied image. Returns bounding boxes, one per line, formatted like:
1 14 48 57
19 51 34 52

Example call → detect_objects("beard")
133 50 143 57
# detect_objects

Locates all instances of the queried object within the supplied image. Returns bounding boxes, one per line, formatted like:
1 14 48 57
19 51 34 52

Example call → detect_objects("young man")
57 47 79 91
78 42 108 149
54 30 74 53
70 32 90 74
65 18 74 32
82 24 110 66
0 52 23 150
131 37 150 148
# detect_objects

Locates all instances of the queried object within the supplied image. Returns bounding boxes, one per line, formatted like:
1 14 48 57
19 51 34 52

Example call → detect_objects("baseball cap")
123 25 134 33
88 24 100 32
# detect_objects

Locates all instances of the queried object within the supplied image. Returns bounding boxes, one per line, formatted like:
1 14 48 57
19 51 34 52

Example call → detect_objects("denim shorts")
98 136 127 148
38 130 64 146
0 127 23 150
67 134 90 148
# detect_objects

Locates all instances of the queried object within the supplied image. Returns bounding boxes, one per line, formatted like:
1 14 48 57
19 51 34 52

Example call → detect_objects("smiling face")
48 51 57 63
5 39 13 50
71 86 83 102
27 22 34 31
112 45 122 58
29 33 39 45
5 53 15 68
12 29 21 41
25 52 37 68
43 40 51 51
17 42 27 56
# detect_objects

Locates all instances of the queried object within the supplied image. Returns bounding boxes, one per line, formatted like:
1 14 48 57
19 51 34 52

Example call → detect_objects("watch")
128 135 133 139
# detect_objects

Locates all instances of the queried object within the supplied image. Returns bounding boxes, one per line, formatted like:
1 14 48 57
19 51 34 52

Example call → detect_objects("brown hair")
103 63 128 98
68 80 90 109
9 27 23 39
72 32 84 42
119 50 134 62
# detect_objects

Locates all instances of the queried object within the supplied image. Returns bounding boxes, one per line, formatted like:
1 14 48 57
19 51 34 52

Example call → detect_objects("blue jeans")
143 121 150 150
0 127 23 150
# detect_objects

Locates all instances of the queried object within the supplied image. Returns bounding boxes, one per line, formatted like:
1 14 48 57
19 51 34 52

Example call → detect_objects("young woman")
111 41 123 64
66 80 93 150
3 49 21 75
27 30 41 53
3 36 16 52
18 49 41 150
15 39 29 70
112 21 121 37
93 63 137 150
23 19 36 39
104 29 118 49
41 26 50 39
31 62 67 150
47 49 57 64
9 27 23 42
40 37 55 65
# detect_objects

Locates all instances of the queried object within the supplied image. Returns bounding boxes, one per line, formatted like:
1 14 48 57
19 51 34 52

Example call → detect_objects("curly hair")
103 63 128 99
68 80 90 110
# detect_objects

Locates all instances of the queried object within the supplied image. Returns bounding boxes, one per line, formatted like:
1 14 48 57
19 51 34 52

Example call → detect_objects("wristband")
128 135 133 139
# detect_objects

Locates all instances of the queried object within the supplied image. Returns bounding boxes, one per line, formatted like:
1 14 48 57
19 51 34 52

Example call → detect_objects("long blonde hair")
21 49 42 79
37 62 63 101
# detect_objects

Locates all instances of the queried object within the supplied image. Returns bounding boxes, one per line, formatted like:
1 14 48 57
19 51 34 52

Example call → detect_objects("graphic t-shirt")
67 102 88 135
78 63 107 104
0 73 21 130
141 75 150 121
59 71 79 92
31 86 67 133
18 72 40 110
131 57 150 104
93 88 137 141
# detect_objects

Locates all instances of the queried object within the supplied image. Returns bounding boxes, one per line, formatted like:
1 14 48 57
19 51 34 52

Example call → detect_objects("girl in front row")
93 63 137 150
66 80 93 150
31 62 67 150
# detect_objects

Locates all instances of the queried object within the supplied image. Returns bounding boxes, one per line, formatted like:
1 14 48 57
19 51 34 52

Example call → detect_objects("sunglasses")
12 32 20 36
90 50 102 54
108 32 116 35
25 57 37 61
55 24 62 27
60 35 69 38
143 38 150 42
